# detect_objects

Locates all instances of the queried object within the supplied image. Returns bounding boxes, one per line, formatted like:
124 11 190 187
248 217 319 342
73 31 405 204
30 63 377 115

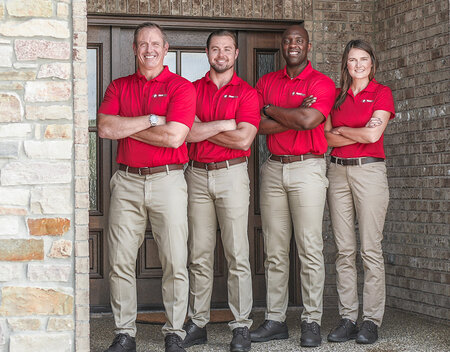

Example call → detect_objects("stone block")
0 124 32 138
0 19 70 39
15 39 70 61
28 217 70 236
0 71 36 80
47 239 72 258
0 263 23 281
28 263 71 282
0 239 44 261
45 124 72 139
0 188 29 206
0 142 19 158
6 0 52 17
30 186 72 214
0 207 27 215
57 2 69 18
0 216 19 235
7 318 41 331
10 333 72 352
25 81 71 103
0 93 23 122
47 317 73 331
0 287 73 316
26 105 72 120
1 161 72 185
0 45 12 67
24 141 72 159
37 63 71 79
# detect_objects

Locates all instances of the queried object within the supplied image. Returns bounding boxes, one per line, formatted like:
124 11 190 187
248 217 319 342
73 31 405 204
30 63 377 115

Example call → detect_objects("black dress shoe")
230 327 251 352
327 318 358 342
300 321 321 347
356 320 378 344
165 333 186 352
250 319 289 342
182 319 207 348
104 333 136 352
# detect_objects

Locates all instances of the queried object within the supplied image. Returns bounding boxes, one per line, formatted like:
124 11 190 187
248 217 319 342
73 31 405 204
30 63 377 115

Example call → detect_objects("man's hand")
301 95 317 108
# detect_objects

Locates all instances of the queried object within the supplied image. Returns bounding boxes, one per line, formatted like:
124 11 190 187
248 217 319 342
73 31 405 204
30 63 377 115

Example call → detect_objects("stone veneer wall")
375 0 450 321
0 0 89 351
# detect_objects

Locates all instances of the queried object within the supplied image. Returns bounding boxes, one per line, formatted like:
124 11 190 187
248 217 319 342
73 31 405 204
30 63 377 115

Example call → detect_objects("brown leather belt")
190 156 247 170
330 156 385 166
270 153 324 163
119 163 184 175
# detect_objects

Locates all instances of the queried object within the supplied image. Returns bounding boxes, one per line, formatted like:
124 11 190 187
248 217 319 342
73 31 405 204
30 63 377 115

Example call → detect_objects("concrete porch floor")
90 307 449 352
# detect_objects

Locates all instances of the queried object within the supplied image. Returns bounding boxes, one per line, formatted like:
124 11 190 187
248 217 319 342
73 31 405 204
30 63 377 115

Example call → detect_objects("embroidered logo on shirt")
152 93 167 98
362 99 374 103
224 94 238 99
291 92 306 96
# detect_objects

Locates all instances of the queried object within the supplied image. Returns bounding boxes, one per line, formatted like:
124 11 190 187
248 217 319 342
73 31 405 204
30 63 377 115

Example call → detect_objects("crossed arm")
325 109 391 147
186 117 258 151
97 113 189 149
258 97 325 135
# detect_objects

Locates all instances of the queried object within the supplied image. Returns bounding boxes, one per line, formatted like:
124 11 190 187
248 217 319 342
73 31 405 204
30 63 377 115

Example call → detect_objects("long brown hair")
334 39 379 110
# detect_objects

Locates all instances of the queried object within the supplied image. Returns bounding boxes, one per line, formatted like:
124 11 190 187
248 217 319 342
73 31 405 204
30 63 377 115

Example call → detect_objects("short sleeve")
166 79 196 128
374 85 395 119
255 76 266 109
98 81 120 115
235 88 261 128
308 75 336 119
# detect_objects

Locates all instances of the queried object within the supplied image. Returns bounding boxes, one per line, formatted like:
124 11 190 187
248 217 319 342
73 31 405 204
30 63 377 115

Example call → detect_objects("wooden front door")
87 20 300 312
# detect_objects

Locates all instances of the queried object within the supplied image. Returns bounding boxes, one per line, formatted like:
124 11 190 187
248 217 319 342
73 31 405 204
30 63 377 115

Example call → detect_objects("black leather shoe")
300 321 321 347
250 319 289 342
327 318 358 342
230 327 251 352
165 333 186 352
104 333 136 352
356 320 378 344
182 319 207 348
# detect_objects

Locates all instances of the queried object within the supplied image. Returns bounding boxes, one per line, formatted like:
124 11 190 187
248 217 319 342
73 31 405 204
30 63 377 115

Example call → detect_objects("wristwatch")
262 104 272 118
149 114 158 127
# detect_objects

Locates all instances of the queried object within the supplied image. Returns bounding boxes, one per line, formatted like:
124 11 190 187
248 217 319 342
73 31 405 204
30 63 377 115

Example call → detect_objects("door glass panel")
165 51 176 73
181 52 209 82
87 47 100 211
256 51 277 169
88 48 98 127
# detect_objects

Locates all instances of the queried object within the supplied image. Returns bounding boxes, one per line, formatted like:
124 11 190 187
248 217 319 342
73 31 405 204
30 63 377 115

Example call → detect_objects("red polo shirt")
98 66 195 167
330 79 395 159
188 72 260 163
256 61 335 155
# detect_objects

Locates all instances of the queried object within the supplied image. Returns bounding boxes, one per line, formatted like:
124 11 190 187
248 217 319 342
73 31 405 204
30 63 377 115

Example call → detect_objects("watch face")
150 115 158 125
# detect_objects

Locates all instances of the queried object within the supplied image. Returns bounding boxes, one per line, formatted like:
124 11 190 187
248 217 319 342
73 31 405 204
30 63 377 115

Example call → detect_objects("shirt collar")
135 65 171 82
347 79 379 96
282 61 313 80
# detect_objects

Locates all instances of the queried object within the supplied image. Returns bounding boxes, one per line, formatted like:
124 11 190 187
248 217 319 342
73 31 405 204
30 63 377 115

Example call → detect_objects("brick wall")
375 0 450 321
0 0 89 351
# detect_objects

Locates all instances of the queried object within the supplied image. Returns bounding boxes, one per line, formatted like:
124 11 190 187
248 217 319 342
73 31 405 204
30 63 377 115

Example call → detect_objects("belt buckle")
138 167 149 175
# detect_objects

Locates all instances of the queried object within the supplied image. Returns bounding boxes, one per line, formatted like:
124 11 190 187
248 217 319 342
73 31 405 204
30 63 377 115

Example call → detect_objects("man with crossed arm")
182 30 260 352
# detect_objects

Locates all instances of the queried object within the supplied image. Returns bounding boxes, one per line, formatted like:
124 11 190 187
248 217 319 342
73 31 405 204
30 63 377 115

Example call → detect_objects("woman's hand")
365 116 383 128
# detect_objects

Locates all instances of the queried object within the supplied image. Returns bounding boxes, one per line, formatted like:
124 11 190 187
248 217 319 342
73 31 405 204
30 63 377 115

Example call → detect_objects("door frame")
87 15 303 311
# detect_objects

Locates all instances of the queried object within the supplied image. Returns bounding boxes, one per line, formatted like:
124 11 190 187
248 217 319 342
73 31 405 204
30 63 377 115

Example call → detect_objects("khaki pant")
185 162 253 330
327 162 389 326
260 158 328 325
108 169 189 338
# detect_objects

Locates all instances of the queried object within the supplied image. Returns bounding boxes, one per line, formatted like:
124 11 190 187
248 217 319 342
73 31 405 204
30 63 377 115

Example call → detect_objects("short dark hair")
206 30 238 50
133 22 168 46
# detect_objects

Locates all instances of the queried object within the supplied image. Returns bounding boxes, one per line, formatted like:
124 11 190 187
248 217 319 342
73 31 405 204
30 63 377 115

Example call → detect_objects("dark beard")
210 63 234 74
